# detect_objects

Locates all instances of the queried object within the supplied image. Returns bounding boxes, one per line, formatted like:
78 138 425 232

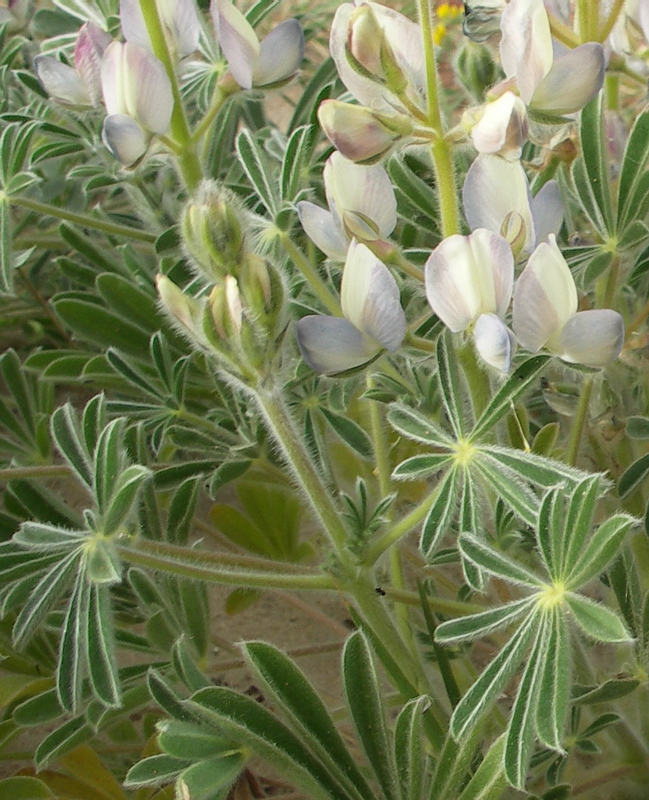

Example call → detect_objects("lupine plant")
3 0 649 797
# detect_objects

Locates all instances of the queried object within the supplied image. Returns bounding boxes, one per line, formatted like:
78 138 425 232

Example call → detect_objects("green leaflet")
435 596 538 645
565 593 634 642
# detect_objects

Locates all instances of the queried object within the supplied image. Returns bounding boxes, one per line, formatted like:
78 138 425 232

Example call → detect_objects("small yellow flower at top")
437 2 463 20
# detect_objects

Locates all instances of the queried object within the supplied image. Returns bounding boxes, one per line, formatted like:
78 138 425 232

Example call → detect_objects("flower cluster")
296 0 624 375
34 0 304 166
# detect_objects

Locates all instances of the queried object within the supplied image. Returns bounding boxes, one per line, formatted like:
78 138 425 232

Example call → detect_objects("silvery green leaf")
564 514 636 589
93 418 127 516
51 404 93 492
236 129 278 215
101 464 151 536
392 453 453 480
474 455 539 527
457 734 507 800
618 453 649 498
557 475 602 581
437 330 469 438
57 569 91 713
459 532 545 588
617 103 649 231
343 632 400 800
394 696 430 800
420 466 460 558
504 614 550 788
86 584 121 707
535 608 570 752
566 593 633 642
435 596 537 645
387 405 453 447
450 609 538 741
479 445 588 489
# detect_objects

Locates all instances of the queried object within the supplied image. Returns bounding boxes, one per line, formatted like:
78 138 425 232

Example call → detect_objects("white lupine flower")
211 0 304 89
463 154 563 253
120 0 201 58
297 152 397 262
500 0 605 116
425 229 516 371
296 240 406 374
512 235 624 368
34 22 111 108
469 91 528 161
330 1 425 115
100 41 174 165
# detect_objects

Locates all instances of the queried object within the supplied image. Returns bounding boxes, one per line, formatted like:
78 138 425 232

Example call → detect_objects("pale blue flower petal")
557 309 624 368
102 114 148 166
254 19 305 87
531 43 605 115
531 180 563 245
297 201 348 261
474 313 516 372
296 315 380 374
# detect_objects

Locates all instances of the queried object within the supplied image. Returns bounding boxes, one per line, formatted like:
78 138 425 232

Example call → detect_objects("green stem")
255 385 349 552
566 375 594 466
193 76 241 145
418 0 443 133
119 539 335 591
548 12 580 47
0 464 71 481
279 233 341 315
603 254 621 309
9 196 156 242
138 0 202 192
599 0 626 42
385 586 484 617
367 488 438 564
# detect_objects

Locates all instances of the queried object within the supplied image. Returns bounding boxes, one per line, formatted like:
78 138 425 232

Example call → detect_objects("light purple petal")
474 313 517 372
324 151 397 239
556 309 624 367
531 180 563 244
119 0 151 49
297 201 348 261
512 235 577 351
463 155 535 252
123 43 174 133
531 43 605 115
500 0 553 103
254 19 305 87
341 240 406 351
211 0 259 89
102 114 148 165
160 0 201 56
74 23 111 106
296 315 380 374
317 100 400 163
34 55 91 106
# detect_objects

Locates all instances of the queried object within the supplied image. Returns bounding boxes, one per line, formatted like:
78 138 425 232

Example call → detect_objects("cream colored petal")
463 155 535 252
324 152 397 239
341 240 406 350
512 235 577 351
500 0 553 103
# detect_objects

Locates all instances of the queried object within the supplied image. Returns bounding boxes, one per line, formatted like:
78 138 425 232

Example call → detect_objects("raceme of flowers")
295 0 622 376
34 0 305 165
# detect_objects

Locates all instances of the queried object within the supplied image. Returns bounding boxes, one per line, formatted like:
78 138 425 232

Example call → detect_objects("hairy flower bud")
346 4 407 93
181 182 247 281
456 41 498 100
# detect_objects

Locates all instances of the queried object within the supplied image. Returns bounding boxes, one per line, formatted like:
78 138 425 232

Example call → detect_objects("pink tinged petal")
474 313 517 372
101 42 127 116
424 229 513 331
341 241 406 350
531 43 605 115
124 43 174 133
254 19 305 87
211 0 259 90
324 151 397 239
531 180 563 244
34 55 91 106
512 235 577 351
317 100 405 163
500 0 553 103
556 309 624 367
296 315 380 374
297 201 348 261
470 92 528 160
463 155 535 252
74 23 111 106
102 114 148 165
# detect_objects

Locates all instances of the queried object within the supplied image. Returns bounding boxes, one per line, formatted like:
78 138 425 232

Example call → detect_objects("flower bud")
456 41 498 100
181 181 246 281
500 211 527 261
156 274 204 340
346 4 407 93
318 100 412 164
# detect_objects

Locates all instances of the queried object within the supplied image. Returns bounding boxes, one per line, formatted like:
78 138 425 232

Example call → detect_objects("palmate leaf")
535 607 570 752
565 593 633 643
473 455 539 527
420 466 460 558
437 331 469 438
564 514 637 589
478 445 591 490
394 696 430 800
435 596 538 645
387 405 453 447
